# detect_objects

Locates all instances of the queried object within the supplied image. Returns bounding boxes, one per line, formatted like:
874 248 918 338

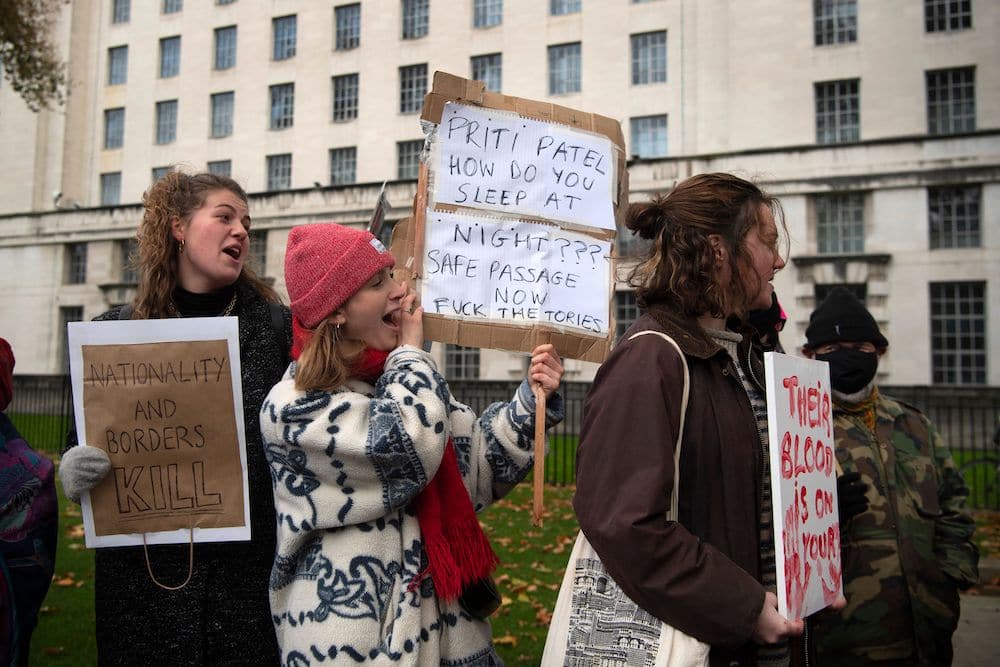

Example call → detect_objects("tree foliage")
0 0 67 112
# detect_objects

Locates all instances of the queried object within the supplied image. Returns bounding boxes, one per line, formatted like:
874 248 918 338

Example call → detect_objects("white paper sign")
764 352 843 620
433 102 616 231
68 318 250 548
421 210 612 335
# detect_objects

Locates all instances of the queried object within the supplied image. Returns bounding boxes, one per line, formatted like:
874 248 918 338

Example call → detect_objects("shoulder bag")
541 331 711 667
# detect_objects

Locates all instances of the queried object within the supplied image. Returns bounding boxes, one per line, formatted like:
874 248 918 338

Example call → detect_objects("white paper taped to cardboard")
421 210 612 336
432 102 616 231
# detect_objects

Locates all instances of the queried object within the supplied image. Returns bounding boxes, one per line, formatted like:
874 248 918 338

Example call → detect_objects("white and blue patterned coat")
259 345 563 666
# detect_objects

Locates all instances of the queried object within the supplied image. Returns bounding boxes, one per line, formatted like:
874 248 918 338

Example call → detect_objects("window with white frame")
104 108 125 149
207 160 232 177
926 66 975 135
399 64 427 114
335 3 361 50
272 15 297 60
550 0 581 15
615 291 640 341
108 45 128 84
332 74 359 121
101 172 122 206
815 192 864 254
397 140 423 179
929 185 980 249
269 83 295 129
630 115 667 158
214 26 237 70
815 78 859 144
249 231 268 274
66 243 88 284
156 100 178 144
112 0 130 24
329 147 357 185
925 0 972 32
266 154 292 190
813 0 857 45
471 53 502 92
211 92 234 138
163 0 182 14
548 42 581 94
473 0 502 28
930 281 986 384
119 238 139 284
159 36 181 78
151 166 171 183
631 31 666 84
402 0 429 39
445 344 480 379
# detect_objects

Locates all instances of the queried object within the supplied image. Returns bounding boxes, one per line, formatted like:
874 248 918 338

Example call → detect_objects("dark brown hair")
130 171 278 318
624 172 787 319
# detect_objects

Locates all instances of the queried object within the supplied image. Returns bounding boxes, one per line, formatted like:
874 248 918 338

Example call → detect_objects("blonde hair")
294 319 363 392
129 171 278 319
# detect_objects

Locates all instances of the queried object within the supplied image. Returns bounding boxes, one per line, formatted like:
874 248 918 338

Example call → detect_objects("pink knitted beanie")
284 223 395 329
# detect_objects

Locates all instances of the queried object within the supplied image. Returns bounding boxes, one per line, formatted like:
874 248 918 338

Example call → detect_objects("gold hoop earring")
178 239 185 254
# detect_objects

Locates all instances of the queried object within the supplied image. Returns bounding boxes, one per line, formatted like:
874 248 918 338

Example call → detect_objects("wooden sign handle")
532 384 546 526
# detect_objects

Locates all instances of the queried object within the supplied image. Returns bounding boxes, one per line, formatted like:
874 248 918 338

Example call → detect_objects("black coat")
87 283 290 666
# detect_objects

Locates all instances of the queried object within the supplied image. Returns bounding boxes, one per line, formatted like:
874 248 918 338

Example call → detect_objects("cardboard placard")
68 318 250 548
764 352 843 620
392 71 627 363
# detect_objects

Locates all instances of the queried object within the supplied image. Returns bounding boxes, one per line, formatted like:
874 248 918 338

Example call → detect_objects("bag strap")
627 330 690 522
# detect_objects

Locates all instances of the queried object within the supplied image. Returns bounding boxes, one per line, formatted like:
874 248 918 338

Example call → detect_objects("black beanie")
804 287 888 350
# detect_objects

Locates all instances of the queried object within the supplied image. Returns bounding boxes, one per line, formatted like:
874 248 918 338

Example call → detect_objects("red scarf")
354 347 498 600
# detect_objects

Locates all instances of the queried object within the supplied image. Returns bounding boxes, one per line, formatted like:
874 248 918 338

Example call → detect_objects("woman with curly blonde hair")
59 171 290 665
566 173 808 665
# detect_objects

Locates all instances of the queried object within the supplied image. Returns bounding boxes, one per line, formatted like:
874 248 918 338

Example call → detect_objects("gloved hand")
837 471 869 523
59 445 111 503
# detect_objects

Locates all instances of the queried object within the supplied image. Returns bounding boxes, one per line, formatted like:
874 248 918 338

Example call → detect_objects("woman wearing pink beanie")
261 222 564 665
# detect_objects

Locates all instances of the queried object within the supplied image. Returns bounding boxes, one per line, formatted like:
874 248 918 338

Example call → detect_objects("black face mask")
816 348 878 394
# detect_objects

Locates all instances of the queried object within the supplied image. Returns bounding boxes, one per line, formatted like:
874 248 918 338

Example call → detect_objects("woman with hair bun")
572 173 804 664
58 171 289 664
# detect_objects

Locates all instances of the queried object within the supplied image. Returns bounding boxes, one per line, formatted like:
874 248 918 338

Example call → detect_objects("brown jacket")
574 307 767 666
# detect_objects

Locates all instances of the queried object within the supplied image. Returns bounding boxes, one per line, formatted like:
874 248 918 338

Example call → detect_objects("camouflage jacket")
810 391 979 666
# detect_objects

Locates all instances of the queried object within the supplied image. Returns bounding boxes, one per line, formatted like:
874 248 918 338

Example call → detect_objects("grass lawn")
29 457 98 666
27 454 578 665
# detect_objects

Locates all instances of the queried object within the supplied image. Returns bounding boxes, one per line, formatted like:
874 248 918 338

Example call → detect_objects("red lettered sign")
764 352 842 620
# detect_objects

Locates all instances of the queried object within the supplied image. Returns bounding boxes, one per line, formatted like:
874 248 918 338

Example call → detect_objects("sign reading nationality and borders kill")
392 71 628 363
764 352 843 620
68 318 250 548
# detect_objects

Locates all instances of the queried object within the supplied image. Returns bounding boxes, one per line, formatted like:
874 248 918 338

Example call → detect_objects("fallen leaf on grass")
68 542 84 550
493 634 518 647
43 647 65 656
53 573 79 587
535 607 553 625
66 524 85 539
39 605 59 615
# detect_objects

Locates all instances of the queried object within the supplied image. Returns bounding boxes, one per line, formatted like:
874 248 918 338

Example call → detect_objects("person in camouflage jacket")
802 288 978 666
